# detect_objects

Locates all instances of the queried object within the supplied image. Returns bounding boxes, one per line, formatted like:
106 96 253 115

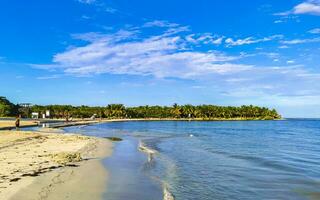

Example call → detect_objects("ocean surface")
64 119 320 200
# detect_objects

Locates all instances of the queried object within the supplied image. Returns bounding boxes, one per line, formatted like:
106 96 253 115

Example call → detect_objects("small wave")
73 125 87 130
163 183 175 200
229 154 303 173
139 141 157 162
139 141 157 154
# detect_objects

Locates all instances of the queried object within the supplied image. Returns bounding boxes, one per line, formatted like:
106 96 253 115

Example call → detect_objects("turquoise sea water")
65 119 320 200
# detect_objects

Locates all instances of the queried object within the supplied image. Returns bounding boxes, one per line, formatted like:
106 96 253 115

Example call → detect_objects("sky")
0 0 320 117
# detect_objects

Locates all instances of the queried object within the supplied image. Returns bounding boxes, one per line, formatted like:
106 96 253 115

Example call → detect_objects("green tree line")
0 96 18 117
31 104 281 120
0 96 281 120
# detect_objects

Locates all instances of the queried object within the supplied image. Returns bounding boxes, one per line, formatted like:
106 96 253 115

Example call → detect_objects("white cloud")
225 35 282 46
274 20 284 24
32 22 320 104
77 0 118 15
294 1 320 15
309 28 320 34
50 31 246 78
81 15 92 20
143 20 179 28
219 65 320 102
37 74 61 80
278 45 289 49
105 7 118 14
186 33 224 45
191 85 205 89
226 78 250 83
163 26 190 36
275 0 320 16
260 52 280 60
281 37 320 44
287 60 295 64
78 0 96 4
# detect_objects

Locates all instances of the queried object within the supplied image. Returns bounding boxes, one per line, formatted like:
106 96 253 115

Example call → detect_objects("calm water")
65 119 320 200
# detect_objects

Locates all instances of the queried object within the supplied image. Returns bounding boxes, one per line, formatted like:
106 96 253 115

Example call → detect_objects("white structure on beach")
31 112 39 119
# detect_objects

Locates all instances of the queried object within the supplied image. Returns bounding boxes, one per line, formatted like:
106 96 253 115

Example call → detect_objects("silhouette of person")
15 116 20 130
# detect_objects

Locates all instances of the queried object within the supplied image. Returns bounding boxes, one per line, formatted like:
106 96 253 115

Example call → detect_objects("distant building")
45 110 50 118
19 103 32 108
90 114 97 120
31 112 39 119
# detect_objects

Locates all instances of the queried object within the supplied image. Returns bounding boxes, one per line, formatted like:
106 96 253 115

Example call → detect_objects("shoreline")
100 117 283 122
0 120 39 130
0 117 283 131
0 129 113 200
0 118 284 199
48 117 284 128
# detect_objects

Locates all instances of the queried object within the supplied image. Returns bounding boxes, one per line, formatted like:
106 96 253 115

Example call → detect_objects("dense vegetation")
0 96 281 120
31 103 280 120
0 97 18 117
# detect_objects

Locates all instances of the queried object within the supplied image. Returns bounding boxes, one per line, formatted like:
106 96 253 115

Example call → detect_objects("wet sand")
0 130 112 200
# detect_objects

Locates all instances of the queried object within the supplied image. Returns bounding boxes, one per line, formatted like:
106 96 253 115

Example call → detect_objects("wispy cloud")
51 33 245 78
274 20 284 24
281 37 320 44
278 45 289 49
77 0 96 4
32 21 320 102
143 20 179 28
81 15 92 20
77 0 119 15
37 74 62 80
186 33 224 45
275 0 320 16
105 7 117 14
225 35 283 46
34 23 250 78
309 28 320 34
287 60 295 64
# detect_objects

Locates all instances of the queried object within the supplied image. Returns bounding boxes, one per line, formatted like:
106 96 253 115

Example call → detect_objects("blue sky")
0 0 320 117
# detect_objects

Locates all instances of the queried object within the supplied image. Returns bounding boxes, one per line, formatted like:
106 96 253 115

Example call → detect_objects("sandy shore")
0 120 38 129
0 129 112 200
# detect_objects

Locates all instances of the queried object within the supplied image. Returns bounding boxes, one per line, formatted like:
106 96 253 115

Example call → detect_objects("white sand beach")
0 129 112 200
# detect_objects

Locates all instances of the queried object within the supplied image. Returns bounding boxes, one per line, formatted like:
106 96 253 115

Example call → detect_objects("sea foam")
138 141 157 162
163 184 175 200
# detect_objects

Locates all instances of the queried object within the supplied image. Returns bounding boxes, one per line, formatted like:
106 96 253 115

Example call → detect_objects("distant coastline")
1 96 281 123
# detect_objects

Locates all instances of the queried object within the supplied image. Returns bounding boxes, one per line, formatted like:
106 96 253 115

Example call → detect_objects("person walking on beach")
15 116 20 130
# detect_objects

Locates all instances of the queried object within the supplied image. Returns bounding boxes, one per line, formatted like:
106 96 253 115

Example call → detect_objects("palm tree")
171 103 181 118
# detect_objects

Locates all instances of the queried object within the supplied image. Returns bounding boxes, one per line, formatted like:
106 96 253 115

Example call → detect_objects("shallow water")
102 137 163 200
65 119 320 200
